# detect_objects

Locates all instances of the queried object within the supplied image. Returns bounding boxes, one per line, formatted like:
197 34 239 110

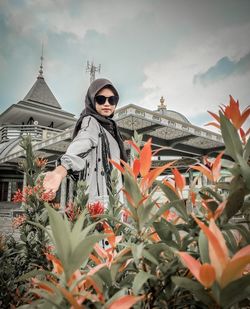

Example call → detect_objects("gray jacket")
60 116 122 206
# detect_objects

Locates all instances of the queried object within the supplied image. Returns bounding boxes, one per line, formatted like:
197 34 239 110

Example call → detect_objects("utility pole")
86 61 101 84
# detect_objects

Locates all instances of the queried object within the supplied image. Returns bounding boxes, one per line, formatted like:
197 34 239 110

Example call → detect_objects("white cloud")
140 22 250 126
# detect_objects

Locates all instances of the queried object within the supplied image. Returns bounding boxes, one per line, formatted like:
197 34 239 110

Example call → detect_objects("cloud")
0 0 250 127
193 52 250 86
140 21 250 126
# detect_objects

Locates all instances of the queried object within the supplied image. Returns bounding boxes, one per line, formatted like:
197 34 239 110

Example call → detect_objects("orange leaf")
162 179 178 196
190 165 214 182
205 122 221 129
33 279 54 294
212 151 224 182
207 110 220 123
221 255 250 288
172 168 186 192
190 191 196 205
140 139 152 177
178 251 201 283
58 286 84 309
240 107 250 128
120 159 135 177
108 295 145 309
199 263 216 288
94 243 109 259
231 244 250 261
213 201 227 220
122 189 136 208
133 158 140 178
89 254 102 265
109 159 125 174
193 216 229 281
125 140 140 154
45 253 63 275
141 161 174 191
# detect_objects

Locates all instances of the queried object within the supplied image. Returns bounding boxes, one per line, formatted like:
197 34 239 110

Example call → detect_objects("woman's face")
95 88 116 117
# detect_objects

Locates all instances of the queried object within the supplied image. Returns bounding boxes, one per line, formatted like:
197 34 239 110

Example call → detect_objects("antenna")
86 61 101 84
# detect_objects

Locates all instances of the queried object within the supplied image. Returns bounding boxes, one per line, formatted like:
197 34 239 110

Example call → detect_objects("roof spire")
158 96 167 111
38 43 44 78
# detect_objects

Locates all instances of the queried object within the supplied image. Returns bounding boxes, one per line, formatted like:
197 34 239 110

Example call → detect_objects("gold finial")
158 96 167 110
160 96 165 106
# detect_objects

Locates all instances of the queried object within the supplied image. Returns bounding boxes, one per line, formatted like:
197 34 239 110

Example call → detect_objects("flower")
12 189 26 203
87 201 105 217
65 202 81 221
12 214 26 229
35 157 48 168
41 190 56 202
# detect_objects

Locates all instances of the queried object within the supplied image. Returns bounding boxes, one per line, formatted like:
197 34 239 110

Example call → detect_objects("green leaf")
154 219 181 247
219 111 243 162
45 204 71 268
199 186 223 203
132 271 155 295
95 265 112 287
131 243 144 265
220 275 250 308
104 288 127 309
15 269 57 283
172 276 215 307
137 198 156 230
237 153 250 191
224 229 237 253
243 135 250 161
157 181 179 202
222 177 246 222
124 172 142 206
142 249 159 265
198 230 210 264
71 214 99 251
144 201 171 227
66 233 106 279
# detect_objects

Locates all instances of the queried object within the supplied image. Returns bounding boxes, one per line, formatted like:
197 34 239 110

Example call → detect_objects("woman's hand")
43 166 67 194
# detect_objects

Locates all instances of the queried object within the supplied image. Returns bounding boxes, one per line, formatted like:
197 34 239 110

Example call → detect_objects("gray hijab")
73 78 127 162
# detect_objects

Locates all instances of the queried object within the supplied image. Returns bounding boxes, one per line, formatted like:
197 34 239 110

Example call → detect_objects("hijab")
73 78 128 162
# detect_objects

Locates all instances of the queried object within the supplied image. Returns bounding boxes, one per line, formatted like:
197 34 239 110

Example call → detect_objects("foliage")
1 96 250 308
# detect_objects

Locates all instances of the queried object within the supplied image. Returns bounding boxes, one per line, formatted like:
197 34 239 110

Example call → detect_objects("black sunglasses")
95 95 119 106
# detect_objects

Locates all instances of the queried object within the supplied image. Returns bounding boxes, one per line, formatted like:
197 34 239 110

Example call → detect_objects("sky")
0 0 250 129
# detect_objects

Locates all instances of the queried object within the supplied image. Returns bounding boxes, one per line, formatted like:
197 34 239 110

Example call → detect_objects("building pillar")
7 181 12 202
68 178 74 203
60 177 67 211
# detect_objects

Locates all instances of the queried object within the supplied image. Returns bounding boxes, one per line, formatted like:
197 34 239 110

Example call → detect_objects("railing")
0 125 63 143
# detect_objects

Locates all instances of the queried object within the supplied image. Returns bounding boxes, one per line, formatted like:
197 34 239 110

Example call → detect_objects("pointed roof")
0 51 76 129
23 75 62 109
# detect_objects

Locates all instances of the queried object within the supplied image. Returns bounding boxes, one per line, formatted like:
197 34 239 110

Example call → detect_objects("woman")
43 78 127 207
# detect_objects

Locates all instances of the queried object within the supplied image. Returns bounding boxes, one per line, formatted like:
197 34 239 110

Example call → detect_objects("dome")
154 96 190 123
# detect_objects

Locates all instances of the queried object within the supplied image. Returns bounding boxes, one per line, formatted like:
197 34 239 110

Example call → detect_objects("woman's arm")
43 116 99 193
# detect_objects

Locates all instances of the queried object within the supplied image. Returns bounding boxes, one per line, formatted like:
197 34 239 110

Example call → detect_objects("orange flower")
87 201 105 217
35 157 48 168
12 189 26 203
12 214 26 229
